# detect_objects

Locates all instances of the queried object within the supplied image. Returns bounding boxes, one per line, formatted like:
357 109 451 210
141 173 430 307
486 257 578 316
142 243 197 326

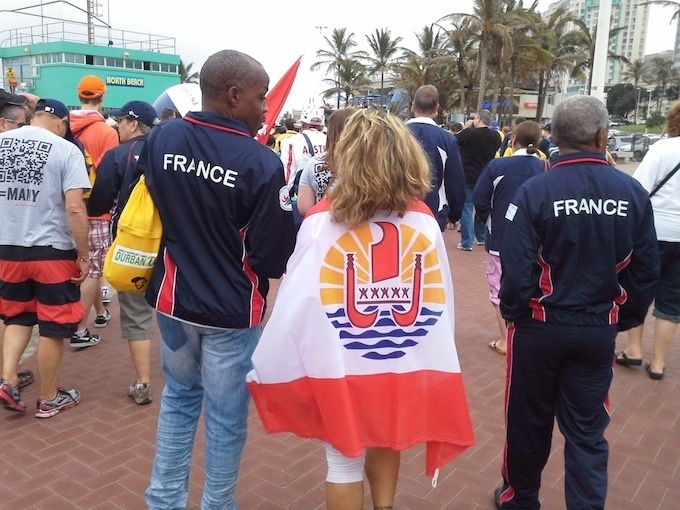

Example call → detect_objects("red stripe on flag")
257 56 302 145
248 370 475 477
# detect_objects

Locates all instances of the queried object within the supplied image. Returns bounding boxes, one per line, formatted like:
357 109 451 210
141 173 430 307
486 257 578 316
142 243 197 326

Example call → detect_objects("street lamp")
647 89 652 120
634 87 641 125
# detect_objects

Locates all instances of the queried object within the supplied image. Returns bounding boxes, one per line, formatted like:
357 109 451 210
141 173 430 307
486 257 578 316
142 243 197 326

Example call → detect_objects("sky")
1 0 678 111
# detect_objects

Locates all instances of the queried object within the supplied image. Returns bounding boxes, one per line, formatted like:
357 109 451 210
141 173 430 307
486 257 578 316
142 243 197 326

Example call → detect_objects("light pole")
634 87 641 125
647 89 652 119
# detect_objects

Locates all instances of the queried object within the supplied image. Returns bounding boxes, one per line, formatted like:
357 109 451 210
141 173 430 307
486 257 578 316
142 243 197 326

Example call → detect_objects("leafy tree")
321 59 371 107
606 83 636 117
441 0 514 111
622 59 648 123
311 28 367 108
646 110 665 129
647 56 679 112
365 28 403 106
179 59 198 83
570 21 629 95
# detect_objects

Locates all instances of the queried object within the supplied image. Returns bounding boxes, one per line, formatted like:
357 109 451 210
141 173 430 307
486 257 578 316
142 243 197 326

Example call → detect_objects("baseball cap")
300 107 324 126
107 101 159 127
0 89 27 110
77 75 107 99
35 98 76 142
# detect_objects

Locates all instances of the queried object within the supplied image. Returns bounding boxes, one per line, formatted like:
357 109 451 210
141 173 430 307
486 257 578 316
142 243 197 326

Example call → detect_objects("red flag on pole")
257 56 302 144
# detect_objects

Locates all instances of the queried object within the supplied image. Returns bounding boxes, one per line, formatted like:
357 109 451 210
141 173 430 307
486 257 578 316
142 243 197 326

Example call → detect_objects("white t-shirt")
0 126 90 250
279 128 327 184
633 137 680 242
299 154 332 202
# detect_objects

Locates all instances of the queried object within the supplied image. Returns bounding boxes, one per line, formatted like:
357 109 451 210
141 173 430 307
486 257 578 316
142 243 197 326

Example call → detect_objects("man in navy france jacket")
495 95 659 510
141 50 296 509
406 84 466 231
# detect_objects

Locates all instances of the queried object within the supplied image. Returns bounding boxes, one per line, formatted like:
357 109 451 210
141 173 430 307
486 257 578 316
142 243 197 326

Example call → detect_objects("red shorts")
0 246 85 338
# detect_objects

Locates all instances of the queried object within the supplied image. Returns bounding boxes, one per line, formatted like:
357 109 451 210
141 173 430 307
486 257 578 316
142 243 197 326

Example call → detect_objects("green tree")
365 28 403 106
321 59 371 107
647 56 679 112
606 83 636 117
311 28 367 108
622 59 648 123
441 0 514 111
179 59 198 83
570 21 630 95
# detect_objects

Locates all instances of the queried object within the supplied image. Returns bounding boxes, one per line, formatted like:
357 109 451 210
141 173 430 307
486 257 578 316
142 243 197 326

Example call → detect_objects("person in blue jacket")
140 50 296 509
87 100 159 406
494 95 659 510
473 121 546 355
406 85 466 231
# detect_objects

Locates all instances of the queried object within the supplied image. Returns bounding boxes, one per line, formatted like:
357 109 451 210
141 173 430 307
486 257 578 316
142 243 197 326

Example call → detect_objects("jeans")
460 186 487 249
145 314 259 510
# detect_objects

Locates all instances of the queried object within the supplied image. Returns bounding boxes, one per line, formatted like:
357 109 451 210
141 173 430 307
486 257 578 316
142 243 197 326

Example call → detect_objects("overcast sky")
1 0 677 110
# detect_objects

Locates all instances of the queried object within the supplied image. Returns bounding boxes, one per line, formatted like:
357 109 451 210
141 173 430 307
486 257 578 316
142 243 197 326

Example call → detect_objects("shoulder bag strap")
649 160 680 197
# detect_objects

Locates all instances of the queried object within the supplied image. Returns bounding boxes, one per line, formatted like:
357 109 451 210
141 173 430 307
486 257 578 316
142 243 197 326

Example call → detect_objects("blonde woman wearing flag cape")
248 109 475 509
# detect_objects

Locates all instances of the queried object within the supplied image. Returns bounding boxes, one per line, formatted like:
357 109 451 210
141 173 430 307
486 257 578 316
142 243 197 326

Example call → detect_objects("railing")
0 21 175 53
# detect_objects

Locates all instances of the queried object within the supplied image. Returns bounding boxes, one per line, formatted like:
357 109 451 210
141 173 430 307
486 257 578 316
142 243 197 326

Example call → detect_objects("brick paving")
2 227 679 509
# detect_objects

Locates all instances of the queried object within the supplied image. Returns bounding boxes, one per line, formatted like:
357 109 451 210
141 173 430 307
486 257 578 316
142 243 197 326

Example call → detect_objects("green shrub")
646 111 665 129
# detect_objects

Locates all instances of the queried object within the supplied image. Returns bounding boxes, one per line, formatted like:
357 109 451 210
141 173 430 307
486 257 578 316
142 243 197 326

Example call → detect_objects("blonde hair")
326 109 432 228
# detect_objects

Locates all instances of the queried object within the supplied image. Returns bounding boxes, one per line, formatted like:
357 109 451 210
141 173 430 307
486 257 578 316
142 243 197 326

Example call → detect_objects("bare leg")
649 318 678 374
93 281 105 316
326 481 364 510
2 325 33 386
128 339 151 383
622 324 644 359
493 305 508 352
76 276 99 331
365 448 400 509
37 336 65 400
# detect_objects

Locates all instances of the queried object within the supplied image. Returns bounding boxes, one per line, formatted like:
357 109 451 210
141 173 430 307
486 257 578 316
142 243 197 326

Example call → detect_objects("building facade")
0 22 180 110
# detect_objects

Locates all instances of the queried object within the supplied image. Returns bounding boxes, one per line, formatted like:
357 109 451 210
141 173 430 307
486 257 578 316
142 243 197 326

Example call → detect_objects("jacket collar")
184 111 251 137
550 151 609 169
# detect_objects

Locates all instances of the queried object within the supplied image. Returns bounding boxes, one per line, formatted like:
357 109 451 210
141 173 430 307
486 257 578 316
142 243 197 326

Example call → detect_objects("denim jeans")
145 314 259 510
460 185 487 249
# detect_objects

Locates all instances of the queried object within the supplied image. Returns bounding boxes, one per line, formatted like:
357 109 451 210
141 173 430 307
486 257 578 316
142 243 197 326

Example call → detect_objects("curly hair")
326 109 432 228
664 101 680 137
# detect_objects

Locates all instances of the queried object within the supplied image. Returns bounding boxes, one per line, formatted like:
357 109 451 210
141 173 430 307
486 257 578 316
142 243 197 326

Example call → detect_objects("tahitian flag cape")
247 199 475 478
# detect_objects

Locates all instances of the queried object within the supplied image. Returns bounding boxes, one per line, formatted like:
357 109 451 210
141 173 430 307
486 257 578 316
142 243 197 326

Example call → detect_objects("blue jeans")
460 185 487 249
145 314 259 510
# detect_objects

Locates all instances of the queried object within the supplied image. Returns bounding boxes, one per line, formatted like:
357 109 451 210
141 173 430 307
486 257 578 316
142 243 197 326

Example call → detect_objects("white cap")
300 107 324 126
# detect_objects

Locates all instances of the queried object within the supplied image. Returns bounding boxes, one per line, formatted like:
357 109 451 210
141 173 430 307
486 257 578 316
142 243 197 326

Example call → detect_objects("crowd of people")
0 46 676 510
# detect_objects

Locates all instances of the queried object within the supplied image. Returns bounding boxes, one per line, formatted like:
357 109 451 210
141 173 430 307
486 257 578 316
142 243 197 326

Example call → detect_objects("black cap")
0 89 27 110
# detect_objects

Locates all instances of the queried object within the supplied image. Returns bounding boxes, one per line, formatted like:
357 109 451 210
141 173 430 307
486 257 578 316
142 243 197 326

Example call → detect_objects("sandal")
488 340 506 355
645 363 664 380
614 351 642 367
18 370 34 389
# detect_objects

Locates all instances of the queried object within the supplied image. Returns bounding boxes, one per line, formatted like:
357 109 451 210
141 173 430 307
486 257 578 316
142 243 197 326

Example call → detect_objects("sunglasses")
1 117 27 128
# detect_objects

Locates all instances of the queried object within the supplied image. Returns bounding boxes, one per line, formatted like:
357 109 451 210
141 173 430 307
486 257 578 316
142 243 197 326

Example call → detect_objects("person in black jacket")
141 50 296 509
87 100 158 406
494 95 659 510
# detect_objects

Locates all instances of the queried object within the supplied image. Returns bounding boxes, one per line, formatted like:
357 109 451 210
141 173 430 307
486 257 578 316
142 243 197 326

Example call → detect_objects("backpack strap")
301 133 314 154
649 160 680 197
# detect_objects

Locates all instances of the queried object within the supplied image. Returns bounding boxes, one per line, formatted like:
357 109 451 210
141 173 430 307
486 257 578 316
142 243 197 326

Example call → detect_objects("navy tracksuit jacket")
496 152 659 509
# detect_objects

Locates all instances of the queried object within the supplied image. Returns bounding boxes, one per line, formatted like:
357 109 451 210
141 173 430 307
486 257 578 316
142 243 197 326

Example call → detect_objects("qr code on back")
0 137 51 185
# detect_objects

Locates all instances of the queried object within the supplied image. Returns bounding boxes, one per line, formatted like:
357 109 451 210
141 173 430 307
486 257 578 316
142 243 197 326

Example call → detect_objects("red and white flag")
247 200 475 478
257 56 302 144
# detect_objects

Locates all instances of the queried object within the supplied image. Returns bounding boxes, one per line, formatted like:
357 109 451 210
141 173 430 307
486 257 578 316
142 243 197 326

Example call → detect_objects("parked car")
608 133 645 152
616 134 662 161
609 115 633 126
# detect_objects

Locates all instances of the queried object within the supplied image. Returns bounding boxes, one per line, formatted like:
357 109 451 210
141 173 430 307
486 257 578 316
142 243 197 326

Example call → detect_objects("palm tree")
311 28 367 108
622 59 648 123
441 0 514 111
647 56 679 112
531 6 584 121
441 17 478 114
365 28 403 106
570 21 630 95
179 59 199 83
321 59 371 107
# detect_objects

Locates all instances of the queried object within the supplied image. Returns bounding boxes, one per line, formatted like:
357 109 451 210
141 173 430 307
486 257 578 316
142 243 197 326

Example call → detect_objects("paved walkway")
2 227 678 509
